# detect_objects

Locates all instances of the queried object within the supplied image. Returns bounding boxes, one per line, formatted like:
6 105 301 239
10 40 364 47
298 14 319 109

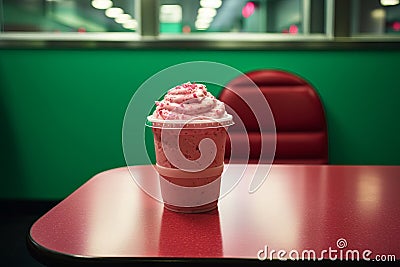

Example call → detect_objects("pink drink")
147 82 233 213
152 123 228 213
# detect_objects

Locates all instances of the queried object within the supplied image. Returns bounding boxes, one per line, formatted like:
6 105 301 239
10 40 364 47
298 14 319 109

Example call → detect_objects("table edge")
27 232 388 266
26 232 264 266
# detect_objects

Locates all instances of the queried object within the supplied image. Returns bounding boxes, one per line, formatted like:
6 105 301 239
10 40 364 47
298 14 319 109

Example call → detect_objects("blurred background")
1 0 400 34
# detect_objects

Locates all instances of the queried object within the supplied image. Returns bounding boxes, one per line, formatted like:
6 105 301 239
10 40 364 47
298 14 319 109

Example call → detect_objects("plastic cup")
146 115 233 213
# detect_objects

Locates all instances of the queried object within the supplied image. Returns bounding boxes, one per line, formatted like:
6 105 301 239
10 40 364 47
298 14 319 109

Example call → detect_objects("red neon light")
289 24 298 34
242 2 255 18
393 21 400 31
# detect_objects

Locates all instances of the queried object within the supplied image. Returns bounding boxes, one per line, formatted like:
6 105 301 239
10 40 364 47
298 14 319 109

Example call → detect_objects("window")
1 0 138 32
159 0 332 36
351 0 400 36
1 0 399 48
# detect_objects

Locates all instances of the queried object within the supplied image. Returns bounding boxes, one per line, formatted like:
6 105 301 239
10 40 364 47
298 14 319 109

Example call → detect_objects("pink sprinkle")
191 84 196 89
155 101 160 106
193 93 197 98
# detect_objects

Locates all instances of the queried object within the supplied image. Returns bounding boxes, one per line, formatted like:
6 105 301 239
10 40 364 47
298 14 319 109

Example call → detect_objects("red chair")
219 69 328 164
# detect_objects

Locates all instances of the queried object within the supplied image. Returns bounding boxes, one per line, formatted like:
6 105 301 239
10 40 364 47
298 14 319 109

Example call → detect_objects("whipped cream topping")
152 82 227 120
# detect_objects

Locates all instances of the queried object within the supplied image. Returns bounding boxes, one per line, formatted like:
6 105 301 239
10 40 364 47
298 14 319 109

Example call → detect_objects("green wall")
1 49 399 200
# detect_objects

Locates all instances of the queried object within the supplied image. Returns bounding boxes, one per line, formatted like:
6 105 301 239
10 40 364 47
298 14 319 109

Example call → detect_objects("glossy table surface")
28 164 400 265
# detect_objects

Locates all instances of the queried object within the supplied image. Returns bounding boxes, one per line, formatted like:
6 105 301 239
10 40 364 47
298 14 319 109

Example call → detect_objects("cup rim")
146 114 234 129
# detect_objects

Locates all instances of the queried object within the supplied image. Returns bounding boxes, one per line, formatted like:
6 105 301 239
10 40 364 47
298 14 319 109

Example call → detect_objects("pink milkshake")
147 82 233 213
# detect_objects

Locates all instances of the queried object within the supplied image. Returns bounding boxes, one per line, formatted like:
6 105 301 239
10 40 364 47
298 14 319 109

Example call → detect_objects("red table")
28 164 400 265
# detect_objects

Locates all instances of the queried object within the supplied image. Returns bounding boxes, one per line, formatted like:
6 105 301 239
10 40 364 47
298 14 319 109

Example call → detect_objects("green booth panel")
1 49 399 199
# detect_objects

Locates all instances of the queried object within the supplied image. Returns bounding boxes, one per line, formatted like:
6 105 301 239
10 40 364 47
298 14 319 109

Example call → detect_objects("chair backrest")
219 69 328 164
